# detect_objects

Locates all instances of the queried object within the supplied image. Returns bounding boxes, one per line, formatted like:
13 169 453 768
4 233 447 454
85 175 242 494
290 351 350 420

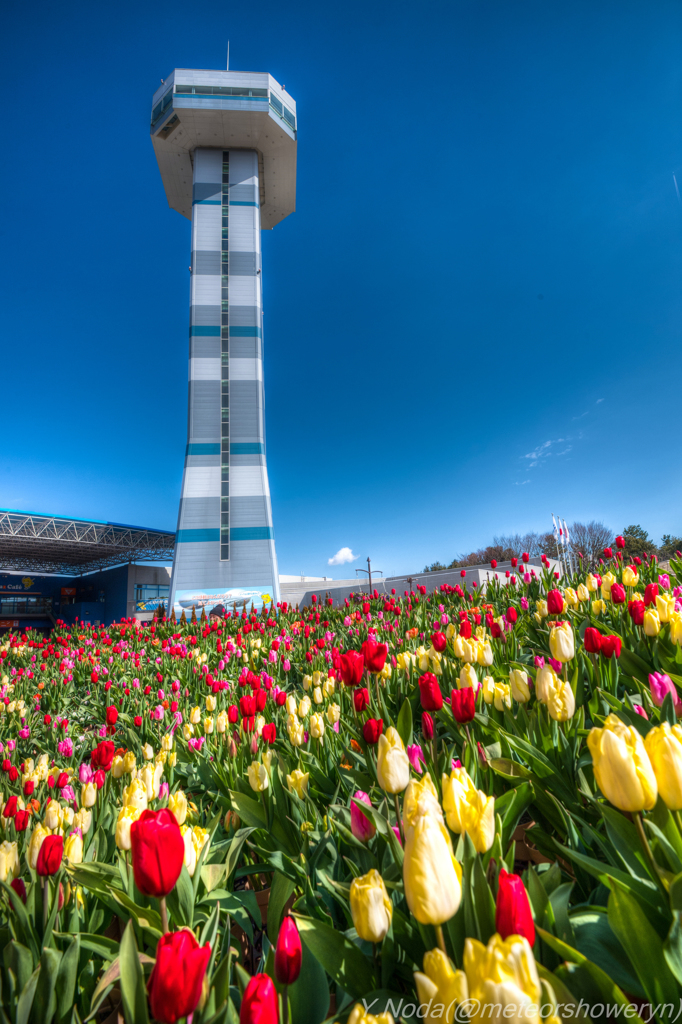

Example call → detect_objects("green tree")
659 534 682 560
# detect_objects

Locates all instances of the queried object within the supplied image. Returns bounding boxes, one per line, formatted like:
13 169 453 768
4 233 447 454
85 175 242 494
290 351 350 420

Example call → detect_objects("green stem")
393 793 404 845
634 813 667 895
435 924 447 955
43 878 49 932
159 895 169 934
282 985 289 1024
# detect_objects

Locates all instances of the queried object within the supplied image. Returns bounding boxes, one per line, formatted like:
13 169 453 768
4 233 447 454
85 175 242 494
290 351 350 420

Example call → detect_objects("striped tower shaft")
168 148 279 612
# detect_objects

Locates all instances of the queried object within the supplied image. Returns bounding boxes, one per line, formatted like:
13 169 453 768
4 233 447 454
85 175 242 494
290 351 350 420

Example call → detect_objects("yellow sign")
22 577 35 590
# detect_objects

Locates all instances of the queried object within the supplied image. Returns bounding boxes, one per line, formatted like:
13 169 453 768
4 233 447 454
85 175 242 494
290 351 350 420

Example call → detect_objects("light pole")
356 556 383 596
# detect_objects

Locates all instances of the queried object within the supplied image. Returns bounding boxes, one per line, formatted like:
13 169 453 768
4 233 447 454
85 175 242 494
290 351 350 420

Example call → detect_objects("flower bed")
2 546 682 1024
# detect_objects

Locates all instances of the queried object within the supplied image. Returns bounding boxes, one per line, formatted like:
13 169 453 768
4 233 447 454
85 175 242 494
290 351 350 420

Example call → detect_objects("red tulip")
628 600 645 625
603 547 613 559
91 740 115 771
3 795 18 818
547 590 564 615
522 552 529 562
106 705 118 726
57 771 69 789
134 715 143 727
451 687 476 723
430 631 447 653
490 559 498 569
261 723 277 744
274 915 302 985
228 705 239 723
505 607 518 624
610 583 626 605
353 687 370 713
459 619 472 639
8 767 18 783
361 639 388 674
601 635 622 660
131 809 184 898
14 810 29 832
37 834 63 876
339 651 364 687
496 869 535 945
615 535 625 549
490 622 502 639
644 583 659 607
240 973 279 1024
511 557 518 568
10 878 27 903
419 673 443 711
94 769 106 789
362 719 383 745
583 628 602 653
422 712 434 741
148 929 211 1024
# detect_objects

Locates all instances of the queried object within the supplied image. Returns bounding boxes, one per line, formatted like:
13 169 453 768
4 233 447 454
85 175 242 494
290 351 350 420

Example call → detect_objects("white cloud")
515 480 531 486
328 547 358 566
596 398 604 404
522 438 572 468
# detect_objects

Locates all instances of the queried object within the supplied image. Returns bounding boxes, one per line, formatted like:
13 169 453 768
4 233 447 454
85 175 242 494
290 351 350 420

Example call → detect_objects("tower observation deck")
150 67 297 616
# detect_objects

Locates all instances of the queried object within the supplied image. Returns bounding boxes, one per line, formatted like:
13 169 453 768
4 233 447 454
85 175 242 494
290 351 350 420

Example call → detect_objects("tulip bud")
275 915 302 985
403 774 462 925
548 621 574 663
131 808 185 898
495 869 535 945
350 868 393 943
240 974 279 1024
37 834 63 876
376 727 410 794
350 791 376 843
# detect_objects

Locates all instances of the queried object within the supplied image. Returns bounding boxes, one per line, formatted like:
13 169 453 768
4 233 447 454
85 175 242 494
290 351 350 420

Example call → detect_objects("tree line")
423 522 682 573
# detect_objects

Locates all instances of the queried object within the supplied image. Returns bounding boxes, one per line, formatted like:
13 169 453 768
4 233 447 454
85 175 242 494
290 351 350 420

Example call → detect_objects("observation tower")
150 65 297 615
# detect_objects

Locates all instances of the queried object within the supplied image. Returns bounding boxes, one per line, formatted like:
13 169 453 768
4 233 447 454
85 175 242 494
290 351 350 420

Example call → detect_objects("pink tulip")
406 744 425 774
649 672 682 715
350 791 376 842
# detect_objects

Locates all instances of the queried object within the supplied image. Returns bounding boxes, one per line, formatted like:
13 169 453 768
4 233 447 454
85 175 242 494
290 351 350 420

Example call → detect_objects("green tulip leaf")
56 936 80 1024
31 947 61 1024
267 870 296 940
663 911 682 986
295 913 376 1000
607 880 679 1012
396 698 413 749
16 966 40 1024
119 920 150 1024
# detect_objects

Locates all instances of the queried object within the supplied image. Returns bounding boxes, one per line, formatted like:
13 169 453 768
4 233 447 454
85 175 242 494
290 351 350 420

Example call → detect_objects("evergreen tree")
180 609 187 626
621 525 658 559
190 605 198 625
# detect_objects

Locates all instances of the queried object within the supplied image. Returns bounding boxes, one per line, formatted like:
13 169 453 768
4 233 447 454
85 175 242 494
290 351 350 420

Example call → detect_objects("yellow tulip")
549 621 574 663
376 726 410 794
601 571 616 600
509 669 530 703
206 694 216 711
323 678 336 698
481 675 495 705
122 778 148 811
493 681 511 711
644 608 661 637
111 755 125 779
190 707 200 725
535 664 558 703
459 638 475 664
592 599 607 616
442 768 495 853
403 774 462 925
286 768 309 798
180 824 197 876
73 808 92 835
656 594 676 624
587 714 657 812
64 831 83 864
564 587 578 608
168 789 188 826
142 742 154 760
216 710 228 734
45 798 63 829
576 583 589 603
313 686 323 705
326 703 341 725
310 712 325 739
350 868 393 943
414 947 468 1024
459 664 478 689
623 566 638 587
247 761 269 792
0 841 19 883
298 696 311 718
191 826 210 873
27 824 50 870
462 933 544 1024
644 723 682 810
302 674 312 691
671 612 682 647
286 694 297 715
586 573 600 592
546 676 575 721
123 751 136 774
535 600 548 618
204 716 214 734
476 641 493 667
288 719 305 747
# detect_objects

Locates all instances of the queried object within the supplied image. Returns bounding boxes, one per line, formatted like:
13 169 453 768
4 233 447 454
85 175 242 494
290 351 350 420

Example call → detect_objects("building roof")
0 509 175 574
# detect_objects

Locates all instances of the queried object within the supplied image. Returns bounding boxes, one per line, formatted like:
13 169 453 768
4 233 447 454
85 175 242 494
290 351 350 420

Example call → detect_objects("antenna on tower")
227 41 230 71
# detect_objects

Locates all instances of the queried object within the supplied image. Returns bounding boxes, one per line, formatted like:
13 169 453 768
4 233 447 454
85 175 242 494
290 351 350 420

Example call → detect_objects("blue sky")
2 0 682 578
